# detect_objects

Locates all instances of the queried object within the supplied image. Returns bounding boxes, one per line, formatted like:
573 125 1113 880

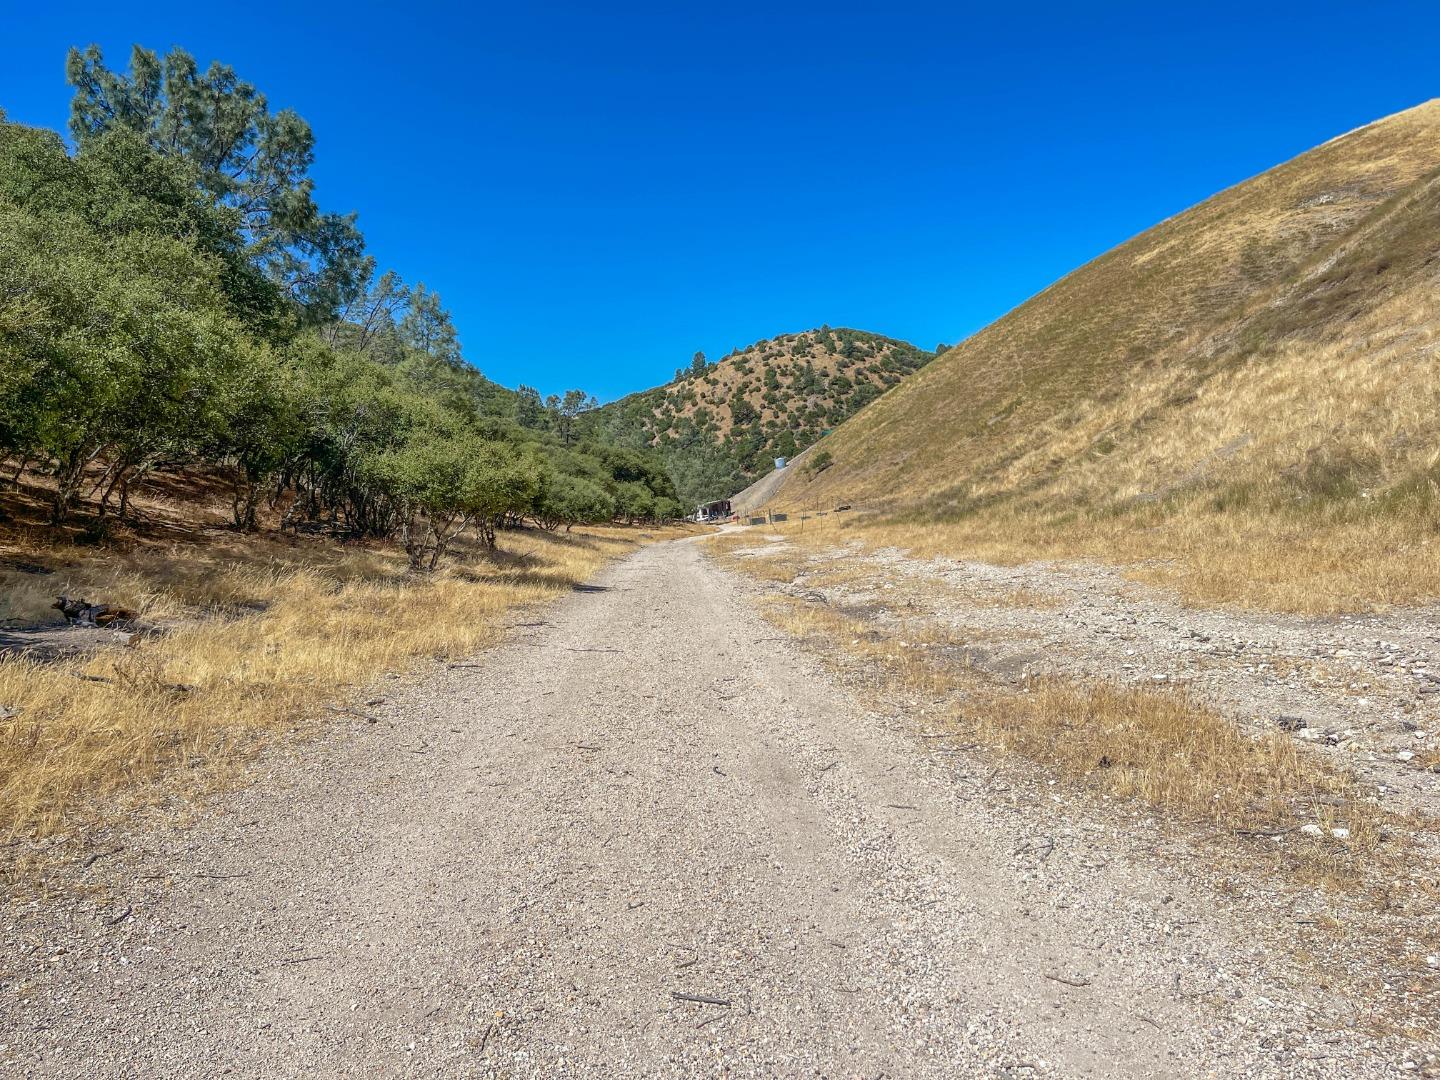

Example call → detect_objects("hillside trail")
1 538 1403 1078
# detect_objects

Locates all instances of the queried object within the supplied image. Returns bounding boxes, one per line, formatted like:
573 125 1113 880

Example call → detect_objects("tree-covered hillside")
0 45 681 568
589 329 935 506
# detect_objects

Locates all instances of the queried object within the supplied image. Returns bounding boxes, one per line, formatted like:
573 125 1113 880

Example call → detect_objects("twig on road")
671 991 732 1006
324 704 377 722
82 846 123 868
105 903 133 925
477 1021 497 1053
1013 835 1055 866
1043 973 1092 988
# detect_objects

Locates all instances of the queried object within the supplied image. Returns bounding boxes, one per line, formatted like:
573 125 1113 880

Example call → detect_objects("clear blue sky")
3 2 1437 401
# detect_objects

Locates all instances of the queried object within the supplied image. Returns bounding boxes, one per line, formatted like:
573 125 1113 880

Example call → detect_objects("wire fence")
733 504 856 529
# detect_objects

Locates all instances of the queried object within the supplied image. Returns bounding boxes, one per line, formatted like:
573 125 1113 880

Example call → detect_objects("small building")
694 499 732 523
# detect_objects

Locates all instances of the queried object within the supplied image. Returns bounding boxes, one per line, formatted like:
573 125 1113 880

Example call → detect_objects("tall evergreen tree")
65 44 367 321
398 283 461 365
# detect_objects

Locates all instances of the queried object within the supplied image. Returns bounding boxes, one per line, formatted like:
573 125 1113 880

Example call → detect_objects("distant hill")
752 101 1440 608
589 328 934 506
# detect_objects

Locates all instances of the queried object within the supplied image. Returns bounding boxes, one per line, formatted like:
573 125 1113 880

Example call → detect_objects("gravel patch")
805 545 1440 816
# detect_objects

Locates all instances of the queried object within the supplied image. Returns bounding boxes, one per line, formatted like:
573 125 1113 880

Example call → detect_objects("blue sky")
3 2 1437 400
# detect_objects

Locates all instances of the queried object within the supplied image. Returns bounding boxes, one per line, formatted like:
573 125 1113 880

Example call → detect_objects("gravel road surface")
804 544 1440 815
0 537 1406 1077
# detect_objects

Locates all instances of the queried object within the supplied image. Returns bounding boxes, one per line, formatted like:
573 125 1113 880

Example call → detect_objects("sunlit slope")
772 102 1440 532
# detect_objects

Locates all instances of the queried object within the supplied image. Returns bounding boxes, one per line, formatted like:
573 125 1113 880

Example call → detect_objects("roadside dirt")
0 537 1427 1077
767 541 1440 818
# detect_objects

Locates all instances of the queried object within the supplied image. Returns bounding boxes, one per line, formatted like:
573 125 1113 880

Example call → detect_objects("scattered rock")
52 595 137 629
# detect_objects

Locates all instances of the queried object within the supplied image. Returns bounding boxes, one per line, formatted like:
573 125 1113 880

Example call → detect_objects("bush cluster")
0 47 681 570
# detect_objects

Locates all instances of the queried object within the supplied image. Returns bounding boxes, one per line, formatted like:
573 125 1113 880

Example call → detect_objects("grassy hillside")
761 101 1440 611
589 328 934 506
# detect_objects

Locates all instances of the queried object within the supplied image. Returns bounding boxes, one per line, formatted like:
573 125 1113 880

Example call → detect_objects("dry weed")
744 567 1393 890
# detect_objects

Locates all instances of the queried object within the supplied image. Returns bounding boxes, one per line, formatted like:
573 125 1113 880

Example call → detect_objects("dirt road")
0 538 1405 1077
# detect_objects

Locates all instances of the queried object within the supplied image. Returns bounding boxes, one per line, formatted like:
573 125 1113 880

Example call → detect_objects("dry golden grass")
779 102 1440 513
759 593 1388 887
755 103 1440 615
712 544 805 583
856 511 1440 615
868 285 1440 613
0 523 668 849
708 531 1396 886
771 291 1440 607
744 478 1440 615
